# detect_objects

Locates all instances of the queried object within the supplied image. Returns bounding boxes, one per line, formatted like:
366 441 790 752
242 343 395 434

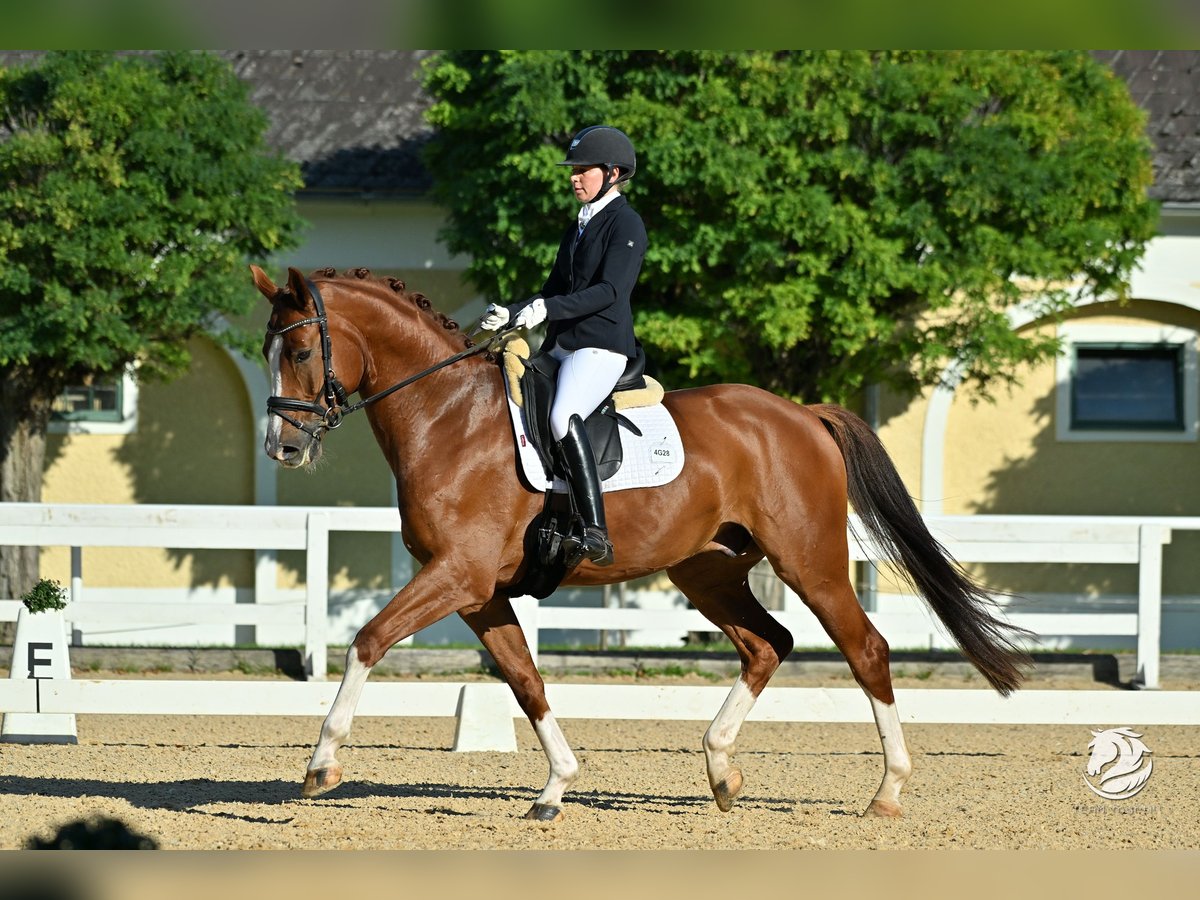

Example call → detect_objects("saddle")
504 339 659 482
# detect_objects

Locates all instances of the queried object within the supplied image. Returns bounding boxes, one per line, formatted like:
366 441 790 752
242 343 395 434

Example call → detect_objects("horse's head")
1085 727 1147 776
255 265 363 469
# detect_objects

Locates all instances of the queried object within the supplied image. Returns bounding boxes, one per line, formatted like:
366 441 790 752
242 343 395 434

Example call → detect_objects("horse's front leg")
459 596 579 822
302 561 487 799
303 645 368 798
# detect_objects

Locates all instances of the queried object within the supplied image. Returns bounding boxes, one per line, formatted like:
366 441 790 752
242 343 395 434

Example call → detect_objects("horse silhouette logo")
1083 727 1153 800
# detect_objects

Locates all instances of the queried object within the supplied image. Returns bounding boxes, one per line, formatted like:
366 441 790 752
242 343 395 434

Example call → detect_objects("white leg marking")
309 648 371 774
704 677 756 790
266 335 284 454
868 695 912 812
532 713 579 808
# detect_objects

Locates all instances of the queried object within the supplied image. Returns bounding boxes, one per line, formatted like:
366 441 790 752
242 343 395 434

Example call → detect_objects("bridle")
266 279 513 440
266 280 350 439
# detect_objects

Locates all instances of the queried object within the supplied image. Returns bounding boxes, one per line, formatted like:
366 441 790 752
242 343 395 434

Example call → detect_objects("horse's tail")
810 403 1032 696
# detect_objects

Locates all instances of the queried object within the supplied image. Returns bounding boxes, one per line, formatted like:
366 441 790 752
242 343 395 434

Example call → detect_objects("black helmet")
557 125 636 184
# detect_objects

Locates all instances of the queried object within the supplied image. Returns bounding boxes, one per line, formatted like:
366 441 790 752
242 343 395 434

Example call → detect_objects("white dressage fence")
0 503 1196 690
1 679 1197 753
0 503 410 679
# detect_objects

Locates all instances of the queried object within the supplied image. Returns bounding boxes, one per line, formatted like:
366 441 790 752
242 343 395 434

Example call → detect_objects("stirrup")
561 526 614 567
579 526 614 566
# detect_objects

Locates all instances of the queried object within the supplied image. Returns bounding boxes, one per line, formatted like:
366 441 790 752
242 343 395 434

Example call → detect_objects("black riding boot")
557 414 614 567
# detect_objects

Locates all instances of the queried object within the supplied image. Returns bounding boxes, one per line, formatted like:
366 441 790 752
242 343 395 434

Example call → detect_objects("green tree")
423 50 1156 402
0 51 303 602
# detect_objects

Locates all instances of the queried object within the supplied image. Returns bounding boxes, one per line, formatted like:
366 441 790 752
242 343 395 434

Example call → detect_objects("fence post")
1134 524 1170 690
305 512 330 681
69 546 83 646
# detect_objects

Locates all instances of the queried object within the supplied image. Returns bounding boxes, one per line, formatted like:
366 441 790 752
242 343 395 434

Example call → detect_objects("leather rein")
266 280 512 440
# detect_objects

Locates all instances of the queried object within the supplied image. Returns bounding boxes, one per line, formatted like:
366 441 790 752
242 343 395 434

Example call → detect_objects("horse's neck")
362 336 504 477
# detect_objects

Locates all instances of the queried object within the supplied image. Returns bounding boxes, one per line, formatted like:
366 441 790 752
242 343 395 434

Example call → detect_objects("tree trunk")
0 369 51 643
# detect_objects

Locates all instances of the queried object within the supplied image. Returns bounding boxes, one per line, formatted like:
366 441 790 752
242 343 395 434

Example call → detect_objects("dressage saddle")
517 343 646 483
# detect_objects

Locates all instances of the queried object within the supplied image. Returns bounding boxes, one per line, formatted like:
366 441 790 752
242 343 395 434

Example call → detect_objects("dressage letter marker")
27 641 52 678
1 606 77 744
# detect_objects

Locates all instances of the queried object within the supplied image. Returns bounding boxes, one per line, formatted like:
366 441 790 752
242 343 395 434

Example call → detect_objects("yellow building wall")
42 336 257 588
876 300 1200 600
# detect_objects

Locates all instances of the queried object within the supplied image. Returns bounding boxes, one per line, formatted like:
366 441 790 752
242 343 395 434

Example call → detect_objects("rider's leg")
549 347 626 566
557 414 613 565
548 346 627 440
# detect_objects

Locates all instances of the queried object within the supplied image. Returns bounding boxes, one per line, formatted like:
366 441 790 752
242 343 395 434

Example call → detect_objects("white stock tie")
576 204 593 242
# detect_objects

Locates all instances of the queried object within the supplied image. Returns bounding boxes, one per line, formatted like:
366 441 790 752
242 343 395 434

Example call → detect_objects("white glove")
514 297 548 329
479 303 510 331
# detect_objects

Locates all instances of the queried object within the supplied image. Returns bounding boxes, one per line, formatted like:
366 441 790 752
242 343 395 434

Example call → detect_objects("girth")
519 345 646 481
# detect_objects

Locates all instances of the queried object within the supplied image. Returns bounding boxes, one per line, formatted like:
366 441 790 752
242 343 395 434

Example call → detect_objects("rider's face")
570 165 617 203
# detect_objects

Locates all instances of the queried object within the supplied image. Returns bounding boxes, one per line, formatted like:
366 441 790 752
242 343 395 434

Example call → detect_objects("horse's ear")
250 265 279 299
285 266 313 312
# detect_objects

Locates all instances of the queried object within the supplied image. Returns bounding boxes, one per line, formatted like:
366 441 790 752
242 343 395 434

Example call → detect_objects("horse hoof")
302 765 343 799
712 768 744 812
524 803 564 822
863 799 903 818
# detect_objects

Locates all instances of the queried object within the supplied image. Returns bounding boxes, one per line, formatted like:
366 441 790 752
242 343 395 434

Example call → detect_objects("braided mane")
310 266 484 355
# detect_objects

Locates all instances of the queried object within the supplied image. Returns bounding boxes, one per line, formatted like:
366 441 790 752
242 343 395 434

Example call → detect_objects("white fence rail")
1 503 1197 689
2 681 1198 741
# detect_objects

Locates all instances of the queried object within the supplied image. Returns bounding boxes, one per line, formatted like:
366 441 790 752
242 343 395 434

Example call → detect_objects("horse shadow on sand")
0 774 824 823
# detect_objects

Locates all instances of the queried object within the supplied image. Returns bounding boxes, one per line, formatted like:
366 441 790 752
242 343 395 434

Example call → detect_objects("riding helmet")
557 125 636 183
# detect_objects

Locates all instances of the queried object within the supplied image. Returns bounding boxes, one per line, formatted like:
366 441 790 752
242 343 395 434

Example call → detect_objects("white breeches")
548 345 628 441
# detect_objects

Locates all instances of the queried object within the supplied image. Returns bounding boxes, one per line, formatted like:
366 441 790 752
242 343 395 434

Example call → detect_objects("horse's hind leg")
459 595 579 822
667 548 793 813
766 539 912 817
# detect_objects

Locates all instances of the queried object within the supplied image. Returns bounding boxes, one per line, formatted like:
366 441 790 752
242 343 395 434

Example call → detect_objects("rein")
267 280 513 440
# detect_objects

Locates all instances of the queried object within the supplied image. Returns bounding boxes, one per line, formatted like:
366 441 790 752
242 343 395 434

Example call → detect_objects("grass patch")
232 659 277 676
636 664 725 682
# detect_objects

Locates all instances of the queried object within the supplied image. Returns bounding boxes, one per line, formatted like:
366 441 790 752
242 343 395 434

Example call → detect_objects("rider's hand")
479 303 510 331
514 298 548 330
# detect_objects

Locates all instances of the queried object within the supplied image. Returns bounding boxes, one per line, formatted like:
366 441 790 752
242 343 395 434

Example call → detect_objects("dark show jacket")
507 193 645 358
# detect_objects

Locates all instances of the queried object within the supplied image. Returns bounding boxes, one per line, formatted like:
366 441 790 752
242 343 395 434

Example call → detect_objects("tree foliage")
0 50 303 603
0 51 303 396
423 50 1156 403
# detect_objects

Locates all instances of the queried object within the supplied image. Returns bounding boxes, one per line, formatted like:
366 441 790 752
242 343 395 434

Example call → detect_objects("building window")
49 369 138 435
1056 324 1197 443
1072 344 1183 430
52 376 123 422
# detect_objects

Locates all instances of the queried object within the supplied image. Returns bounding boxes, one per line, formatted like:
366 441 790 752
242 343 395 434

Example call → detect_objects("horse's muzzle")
265 430 321 469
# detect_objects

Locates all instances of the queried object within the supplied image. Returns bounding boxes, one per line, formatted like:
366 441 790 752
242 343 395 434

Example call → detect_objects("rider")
479 125 646 567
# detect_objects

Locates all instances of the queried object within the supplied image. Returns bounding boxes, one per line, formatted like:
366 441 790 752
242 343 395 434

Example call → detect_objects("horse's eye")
296 349 313 363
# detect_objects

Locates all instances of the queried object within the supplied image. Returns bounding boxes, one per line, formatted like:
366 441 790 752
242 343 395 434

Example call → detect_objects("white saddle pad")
504 387 685 493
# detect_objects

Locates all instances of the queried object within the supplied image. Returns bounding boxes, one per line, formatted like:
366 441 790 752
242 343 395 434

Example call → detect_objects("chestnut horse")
255 265 1029 821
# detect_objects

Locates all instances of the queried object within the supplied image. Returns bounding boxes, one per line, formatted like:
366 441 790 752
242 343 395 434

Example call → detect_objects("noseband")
266 279 513 441
266 280 350 439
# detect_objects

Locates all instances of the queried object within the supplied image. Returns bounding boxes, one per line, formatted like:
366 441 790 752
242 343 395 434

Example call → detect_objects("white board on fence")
2 680 1198 726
